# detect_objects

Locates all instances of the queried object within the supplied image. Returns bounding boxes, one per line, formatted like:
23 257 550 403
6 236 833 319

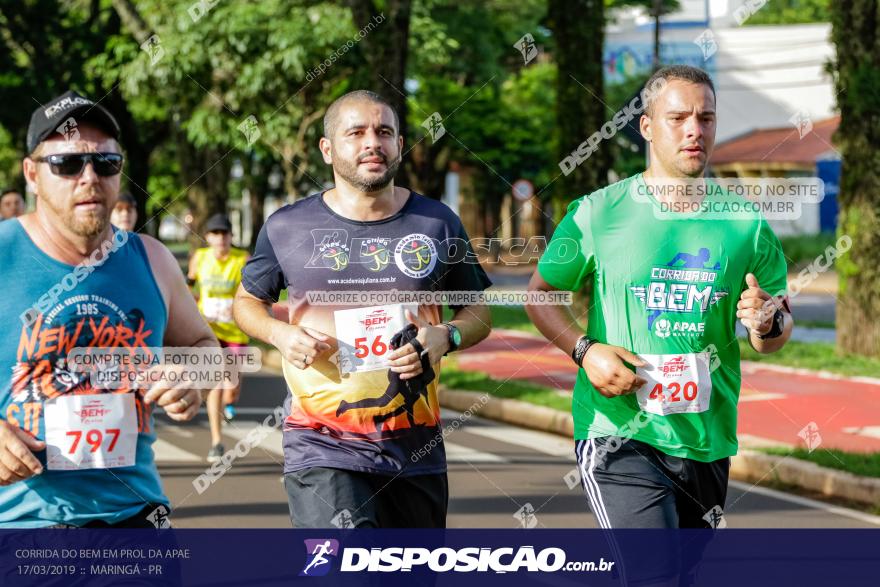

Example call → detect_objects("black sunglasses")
34 152 124 177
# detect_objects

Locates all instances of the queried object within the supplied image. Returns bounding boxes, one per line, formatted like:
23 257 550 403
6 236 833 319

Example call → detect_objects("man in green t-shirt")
527 65 793 537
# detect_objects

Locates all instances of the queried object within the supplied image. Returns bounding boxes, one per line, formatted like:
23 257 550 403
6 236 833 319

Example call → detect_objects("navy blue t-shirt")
242 191 491 476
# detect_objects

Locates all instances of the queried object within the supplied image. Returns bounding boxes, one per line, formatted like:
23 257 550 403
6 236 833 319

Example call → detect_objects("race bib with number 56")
635 352 713 416
333 304 418 374
45 393 138 471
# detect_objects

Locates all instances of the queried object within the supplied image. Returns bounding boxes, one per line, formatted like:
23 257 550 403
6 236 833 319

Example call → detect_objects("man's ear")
398 134 404 153
23 157 39 195
639 114 652 142
319 137 332 164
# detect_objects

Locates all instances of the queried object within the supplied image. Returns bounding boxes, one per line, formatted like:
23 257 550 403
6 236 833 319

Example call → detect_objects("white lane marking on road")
152 438 201 462
222 424 284 457
158 425 195 438
843 426 880 439
727 480 880 526
739 392 786 402
445 442 508 463
442 409 573 457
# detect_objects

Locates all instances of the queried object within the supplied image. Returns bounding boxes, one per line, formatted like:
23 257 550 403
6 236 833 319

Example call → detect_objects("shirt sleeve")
537 197 595 291
747 218 788 298
443 221 493 312
241 220 287 302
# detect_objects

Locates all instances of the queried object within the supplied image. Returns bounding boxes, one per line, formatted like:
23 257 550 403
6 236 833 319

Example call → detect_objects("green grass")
165 241 190 255
442 304 540 335
758 447 880 479
778 231 837 267
487 305 540 334
738 339 880 378
440 363 571 412
796 319 836 329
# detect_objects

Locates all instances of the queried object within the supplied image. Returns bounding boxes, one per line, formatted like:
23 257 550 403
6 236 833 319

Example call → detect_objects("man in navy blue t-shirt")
233 90 492 528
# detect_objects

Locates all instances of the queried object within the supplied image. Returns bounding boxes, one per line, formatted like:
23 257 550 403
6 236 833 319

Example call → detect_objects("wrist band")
571 335 597 367
756 309 785 340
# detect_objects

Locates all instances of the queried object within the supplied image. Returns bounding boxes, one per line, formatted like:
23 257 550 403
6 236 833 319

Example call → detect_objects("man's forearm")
233 296 286 348
447 305 491 351
528 304 585 357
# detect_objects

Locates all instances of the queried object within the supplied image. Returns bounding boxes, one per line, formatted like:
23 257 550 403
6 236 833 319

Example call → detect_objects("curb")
261 349 879 506
729 450 880 506
440 388 574 437
440 387 880 507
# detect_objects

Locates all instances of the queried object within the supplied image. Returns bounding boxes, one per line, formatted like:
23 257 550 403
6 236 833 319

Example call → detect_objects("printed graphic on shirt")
7 294 155 439
629 248 729 338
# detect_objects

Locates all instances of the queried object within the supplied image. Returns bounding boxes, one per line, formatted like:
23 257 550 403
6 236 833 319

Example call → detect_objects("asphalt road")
150 369 880 529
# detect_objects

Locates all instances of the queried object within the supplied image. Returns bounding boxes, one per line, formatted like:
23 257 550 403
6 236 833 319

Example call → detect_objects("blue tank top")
0 219 168 527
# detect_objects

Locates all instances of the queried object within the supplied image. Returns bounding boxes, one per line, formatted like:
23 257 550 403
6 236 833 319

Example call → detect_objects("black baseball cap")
27 90 121 154
204 213 232 233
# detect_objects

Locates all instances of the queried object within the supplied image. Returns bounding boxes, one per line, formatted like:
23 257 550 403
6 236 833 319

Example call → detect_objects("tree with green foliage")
828 0 880 356
0 0 164 232
743 0 830 25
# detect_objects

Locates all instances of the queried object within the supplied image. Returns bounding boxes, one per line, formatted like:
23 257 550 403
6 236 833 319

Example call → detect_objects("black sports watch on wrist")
571 335 598 367
442 323 462 355
756 309 785 340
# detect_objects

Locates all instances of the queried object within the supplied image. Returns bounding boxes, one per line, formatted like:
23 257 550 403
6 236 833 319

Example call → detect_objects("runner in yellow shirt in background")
188 213 250 462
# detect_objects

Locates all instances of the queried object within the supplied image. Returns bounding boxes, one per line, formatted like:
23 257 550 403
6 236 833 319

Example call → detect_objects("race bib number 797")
44 393 138 470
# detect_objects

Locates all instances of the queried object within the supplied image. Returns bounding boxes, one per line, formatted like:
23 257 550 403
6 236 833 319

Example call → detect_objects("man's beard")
332 149 402 192
46 190 110 238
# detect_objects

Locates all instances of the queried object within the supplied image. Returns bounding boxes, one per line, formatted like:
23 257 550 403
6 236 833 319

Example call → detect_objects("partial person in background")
110 191 138 231
188 213 250 463
0 188 25 220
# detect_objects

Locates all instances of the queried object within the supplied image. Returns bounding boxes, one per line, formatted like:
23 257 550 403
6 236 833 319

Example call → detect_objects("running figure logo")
514 33 539 64
56 117 80 142
300 539 340 577
514 503 538 528
146 504 171 529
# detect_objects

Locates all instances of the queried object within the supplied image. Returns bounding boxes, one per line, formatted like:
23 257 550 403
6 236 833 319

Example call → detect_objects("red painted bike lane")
455 330 880 453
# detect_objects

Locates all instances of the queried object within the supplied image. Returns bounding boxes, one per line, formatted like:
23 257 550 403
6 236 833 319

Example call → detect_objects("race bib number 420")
635 352 713 416
44 393 138 471
333 304 417 374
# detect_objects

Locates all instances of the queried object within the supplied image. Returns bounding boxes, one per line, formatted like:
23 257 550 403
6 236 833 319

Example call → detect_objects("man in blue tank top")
0 91 218 528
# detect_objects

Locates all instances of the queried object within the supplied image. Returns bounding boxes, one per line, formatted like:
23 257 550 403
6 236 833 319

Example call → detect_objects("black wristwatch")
756 309 785 340
442 323 462 355
571 335 598 367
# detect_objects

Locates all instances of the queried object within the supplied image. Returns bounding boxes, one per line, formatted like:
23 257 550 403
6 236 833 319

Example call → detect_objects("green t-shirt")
538 173 788 462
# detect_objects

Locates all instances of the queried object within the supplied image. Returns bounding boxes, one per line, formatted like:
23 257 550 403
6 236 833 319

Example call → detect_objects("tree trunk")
347 0 412 186
547 0 610 208
245 156 269 249
175 122 230 250
652 0 662 69
830 0 880 355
